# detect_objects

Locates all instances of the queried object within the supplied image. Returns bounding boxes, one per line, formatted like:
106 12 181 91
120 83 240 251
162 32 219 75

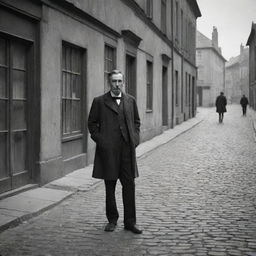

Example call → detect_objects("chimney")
212 26 218 49
240 44 244 54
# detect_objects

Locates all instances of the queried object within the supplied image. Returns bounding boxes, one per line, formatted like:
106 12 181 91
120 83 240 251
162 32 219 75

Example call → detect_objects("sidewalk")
248 106 256 141
0 107 226 233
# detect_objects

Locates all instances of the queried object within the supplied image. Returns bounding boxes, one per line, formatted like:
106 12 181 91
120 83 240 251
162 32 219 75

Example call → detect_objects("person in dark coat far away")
215 92 227 123
88 69 142 234
240 94 249 116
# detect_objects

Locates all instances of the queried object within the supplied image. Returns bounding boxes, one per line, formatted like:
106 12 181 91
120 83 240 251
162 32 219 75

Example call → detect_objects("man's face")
110 73 123 96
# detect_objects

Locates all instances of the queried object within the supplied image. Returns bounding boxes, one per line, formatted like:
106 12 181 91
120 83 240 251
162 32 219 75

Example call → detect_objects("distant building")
196 27 226 107
246 22 256 110
0 0 201 194
225 45 249 104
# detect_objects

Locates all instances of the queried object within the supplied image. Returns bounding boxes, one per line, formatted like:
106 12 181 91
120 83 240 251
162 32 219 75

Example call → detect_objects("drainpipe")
171 0 174 128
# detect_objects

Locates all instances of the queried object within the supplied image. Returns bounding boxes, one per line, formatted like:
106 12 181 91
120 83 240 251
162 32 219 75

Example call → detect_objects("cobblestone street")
0 105 256 256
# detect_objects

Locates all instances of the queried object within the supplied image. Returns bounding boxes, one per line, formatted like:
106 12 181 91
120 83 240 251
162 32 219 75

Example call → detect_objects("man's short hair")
108 69 123 80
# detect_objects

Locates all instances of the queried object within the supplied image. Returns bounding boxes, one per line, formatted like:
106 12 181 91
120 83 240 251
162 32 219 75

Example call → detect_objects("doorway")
162 66 168 126
0 36 32 193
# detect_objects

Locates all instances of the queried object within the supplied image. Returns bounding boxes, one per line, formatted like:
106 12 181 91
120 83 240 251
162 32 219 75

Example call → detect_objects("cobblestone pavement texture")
0 105 256 256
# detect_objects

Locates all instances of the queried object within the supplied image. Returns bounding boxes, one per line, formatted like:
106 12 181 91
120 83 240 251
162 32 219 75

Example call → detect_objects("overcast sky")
196 0 256 60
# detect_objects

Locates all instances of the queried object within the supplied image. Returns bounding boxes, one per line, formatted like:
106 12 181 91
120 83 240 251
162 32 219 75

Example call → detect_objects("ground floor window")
62 42 85 139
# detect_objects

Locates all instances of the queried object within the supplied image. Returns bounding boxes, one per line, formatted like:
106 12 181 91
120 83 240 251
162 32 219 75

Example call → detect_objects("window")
62 42 84 138
175 70 179 106
185 72 188 106
126 54 136 98
146 0 153 19
181 71 184 112
146 60 153 111
175 1 179 41
161 0 167 35
181 9 183 48
189 74 191 107
255 46 256 80
162 66 168 126
104 44 116 92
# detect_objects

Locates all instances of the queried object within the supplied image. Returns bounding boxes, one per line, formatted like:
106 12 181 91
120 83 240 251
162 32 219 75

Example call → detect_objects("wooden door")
0 37 31 193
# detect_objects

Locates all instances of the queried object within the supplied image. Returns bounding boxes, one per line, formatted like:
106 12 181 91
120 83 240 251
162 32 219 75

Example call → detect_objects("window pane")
72 100 81 131
146 61 153 110
12 42 26 70
13 70 26 99
12 131 26 173
65 99 71 133
0 100 7 130
62 100 66 134
105 45 115 72
65 47 71 71
0 67 7 98
62 47 66 69
73 75 81 99
12 100 26 130
104 73 109 92
0 133 7 178
0 39 6 66
66 73 71 98
72 49 80 73
62 72 66 97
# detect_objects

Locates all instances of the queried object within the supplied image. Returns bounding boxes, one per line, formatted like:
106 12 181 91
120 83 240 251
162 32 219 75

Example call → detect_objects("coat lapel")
104 92 119 113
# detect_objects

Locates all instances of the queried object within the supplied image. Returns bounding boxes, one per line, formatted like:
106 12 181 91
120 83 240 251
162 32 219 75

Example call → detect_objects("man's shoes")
124 225 142 234
104 223 116 232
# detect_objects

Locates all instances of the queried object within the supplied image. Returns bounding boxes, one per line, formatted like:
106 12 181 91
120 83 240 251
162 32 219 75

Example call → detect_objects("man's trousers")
104 139 136 227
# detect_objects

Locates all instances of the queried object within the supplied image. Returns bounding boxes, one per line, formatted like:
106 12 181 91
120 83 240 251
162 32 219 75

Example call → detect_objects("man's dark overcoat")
215 95 227 113
240 96 249 107
88 92 140 180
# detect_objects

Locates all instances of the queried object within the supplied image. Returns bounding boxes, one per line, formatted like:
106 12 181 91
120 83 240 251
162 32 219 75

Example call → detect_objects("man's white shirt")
110 92 122 105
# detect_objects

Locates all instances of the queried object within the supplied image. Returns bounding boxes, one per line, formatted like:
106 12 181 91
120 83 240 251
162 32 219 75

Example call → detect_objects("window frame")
61 41 86 142
175 70 179 107
161 0 167 35
104 44 116 92
146 0 153 19
146 59 153 112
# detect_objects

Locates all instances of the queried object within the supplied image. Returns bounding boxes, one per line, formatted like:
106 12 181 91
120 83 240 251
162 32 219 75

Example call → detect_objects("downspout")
171 0 174 128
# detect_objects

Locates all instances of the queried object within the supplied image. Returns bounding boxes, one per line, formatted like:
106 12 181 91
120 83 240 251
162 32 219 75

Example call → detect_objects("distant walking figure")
240 94 249 116
215 92 227 123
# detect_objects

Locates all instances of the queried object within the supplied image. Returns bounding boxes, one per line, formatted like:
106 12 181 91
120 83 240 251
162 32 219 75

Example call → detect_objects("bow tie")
112 97 121 100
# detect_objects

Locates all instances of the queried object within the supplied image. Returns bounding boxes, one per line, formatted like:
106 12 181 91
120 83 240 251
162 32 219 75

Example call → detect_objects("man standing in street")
240 94 249 116
215 92 227 123
88 69 142 234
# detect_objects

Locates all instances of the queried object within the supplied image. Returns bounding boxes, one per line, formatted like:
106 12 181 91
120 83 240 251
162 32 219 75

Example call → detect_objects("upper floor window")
181 9 183 48
146 0 153 19
161 0 167 35
175 1 179 41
